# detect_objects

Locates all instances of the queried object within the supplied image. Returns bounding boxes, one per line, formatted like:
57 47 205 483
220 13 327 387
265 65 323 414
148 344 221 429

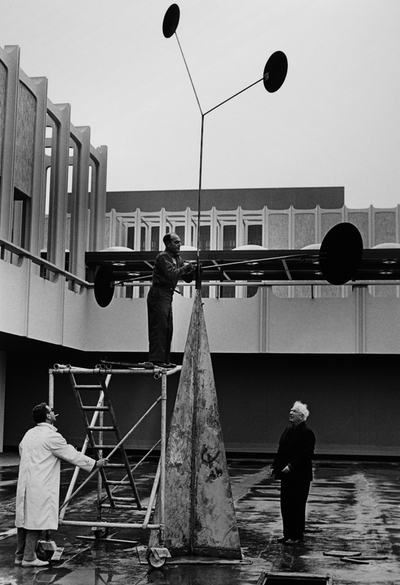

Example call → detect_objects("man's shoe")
277 537 287 543
141 362 155 369
153 362 176 369
21 558 49 567
284 539 303 545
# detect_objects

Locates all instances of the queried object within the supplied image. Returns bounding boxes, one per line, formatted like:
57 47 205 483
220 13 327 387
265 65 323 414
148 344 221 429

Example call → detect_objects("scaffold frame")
48 363 181 553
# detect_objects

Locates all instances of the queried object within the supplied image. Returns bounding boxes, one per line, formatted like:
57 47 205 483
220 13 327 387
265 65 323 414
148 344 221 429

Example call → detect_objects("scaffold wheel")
94 527 109 539
147 550 167 568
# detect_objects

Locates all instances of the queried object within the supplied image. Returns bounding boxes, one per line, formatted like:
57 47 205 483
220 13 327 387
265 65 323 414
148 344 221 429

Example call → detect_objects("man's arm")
157 254 194 284
49 432 107 473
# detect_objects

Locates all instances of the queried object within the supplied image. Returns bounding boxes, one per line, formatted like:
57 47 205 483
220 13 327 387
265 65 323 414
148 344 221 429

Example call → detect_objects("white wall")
2 258 400 354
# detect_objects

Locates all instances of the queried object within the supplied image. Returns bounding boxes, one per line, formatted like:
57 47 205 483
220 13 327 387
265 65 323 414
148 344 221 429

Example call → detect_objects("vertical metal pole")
196 114 205 290
97 403 104 520
59 398 103 520
159 371 167 545
48 369 54 408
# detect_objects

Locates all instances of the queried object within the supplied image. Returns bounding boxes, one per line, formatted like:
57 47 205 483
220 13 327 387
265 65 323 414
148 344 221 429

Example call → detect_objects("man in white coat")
15 402 108 567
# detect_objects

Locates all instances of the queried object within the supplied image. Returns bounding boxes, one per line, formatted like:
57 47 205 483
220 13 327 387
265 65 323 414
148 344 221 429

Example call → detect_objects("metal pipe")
196 114 205 289
52 366 182 375
48 370 54 408
142 460 161 530
159 371 167 544
105 397 162 460
59 520 161 530
59 436 90 521
119 280 400 288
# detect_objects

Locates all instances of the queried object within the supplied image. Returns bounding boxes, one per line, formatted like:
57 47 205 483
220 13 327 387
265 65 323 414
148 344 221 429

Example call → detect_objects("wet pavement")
1 454 400 584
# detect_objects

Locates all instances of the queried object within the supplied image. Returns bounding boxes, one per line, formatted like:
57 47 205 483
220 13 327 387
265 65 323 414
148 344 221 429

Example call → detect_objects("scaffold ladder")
68 368 142 511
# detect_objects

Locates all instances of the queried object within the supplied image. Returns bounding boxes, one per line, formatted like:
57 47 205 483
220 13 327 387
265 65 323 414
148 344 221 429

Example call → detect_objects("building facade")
1 46 400 458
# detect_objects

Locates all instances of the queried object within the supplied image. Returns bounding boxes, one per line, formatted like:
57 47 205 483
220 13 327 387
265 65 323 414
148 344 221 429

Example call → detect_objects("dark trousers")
147 287 173 363
280 477 311 540
15 528 42 562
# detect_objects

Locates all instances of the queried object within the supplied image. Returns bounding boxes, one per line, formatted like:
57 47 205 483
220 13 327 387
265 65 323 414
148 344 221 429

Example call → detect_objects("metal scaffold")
49 363 180 567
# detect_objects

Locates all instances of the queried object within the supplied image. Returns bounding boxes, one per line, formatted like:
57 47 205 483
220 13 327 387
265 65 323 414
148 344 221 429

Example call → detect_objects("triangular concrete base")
149 290 242 558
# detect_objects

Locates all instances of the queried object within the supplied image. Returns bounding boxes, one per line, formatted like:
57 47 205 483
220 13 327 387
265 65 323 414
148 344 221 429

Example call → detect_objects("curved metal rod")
59 465 102 512
199 253 311 271
113 273 152 286
111 253 312 287
171 28 283 290
175 32 203 116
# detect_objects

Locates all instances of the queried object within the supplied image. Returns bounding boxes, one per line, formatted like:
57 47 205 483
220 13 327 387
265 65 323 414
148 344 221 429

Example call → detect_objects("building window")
127 226 135 250
248 224 262 246
12 188 29 249
223 225 236 250
199 225 210 251
151 226 160 252
140 226 146 251
175 225 185 244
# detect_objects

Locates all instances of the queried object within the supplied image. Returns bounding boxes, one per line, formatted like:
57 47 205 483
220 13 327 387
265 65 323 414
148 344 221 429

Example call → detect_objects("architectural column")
29 76 47 257
47 103 71 269
70 126 91 280
0 46 19 241
0 351 6 452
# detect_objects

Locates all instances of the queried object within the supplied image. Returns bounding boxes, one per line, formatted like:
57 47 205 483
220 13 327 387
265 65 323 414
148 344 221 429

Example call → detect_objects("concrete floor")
1 454 400 584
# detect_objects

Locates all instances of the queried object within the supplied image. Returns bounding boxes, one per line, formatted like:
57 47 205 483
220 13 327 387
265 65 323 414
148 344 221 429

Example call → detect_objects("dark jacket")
272 422 315 482
152 250 193 291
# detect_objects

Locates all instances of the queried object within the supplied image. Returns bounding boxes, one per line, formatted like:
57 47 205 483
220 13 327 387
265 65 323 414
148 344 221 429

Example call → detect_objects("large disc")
263 51 288 93
319 222 363 285
94 265 115 308
163 4 180 38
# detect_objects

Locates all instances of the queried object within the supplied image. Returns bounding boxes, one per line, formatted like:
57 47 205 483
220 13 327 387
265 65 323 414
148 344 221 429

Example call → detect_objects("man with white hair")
270 401 316 545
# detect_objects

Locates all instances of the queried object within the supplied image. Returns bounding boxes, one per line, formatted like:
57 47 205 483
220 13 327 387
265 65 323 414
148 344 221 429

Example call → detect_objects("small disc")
163 4 180 38
263 51 288 93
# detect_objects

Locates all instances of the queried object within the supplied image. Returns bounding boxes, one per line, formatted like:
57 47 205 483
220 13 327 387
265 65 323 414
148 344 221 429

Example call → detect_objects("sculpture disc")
263 51 288 93
94 265 114 308
163 4 180 38
319 223 363 285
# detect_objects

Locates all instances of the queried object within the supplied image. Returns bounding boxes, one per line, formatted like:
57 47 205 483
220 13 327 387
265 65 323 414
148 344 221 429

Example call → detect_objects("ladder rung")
87 426 115 431
92 444 118 450
102 503 138 509
69 373 141 510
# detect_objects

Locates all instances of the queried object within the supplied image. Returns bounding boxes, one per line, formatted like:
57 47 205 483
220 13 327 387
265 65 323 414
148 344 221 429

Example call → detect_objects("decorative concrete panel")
294 212 315 248
268 213 289 249
320 212 342 239
347 211 370 247
374 210 397 245
15 81 36 196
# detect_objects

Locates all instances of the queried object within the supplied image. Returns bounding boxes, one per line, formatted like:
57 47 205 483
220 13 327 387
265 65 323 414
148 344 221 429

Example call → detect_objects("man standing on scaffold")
147 233 196 368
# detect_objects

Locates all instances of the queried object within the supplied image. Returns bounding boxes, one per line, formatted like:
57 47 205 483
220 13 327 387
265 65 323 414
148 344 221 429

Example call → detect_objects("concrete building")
1 46 400 460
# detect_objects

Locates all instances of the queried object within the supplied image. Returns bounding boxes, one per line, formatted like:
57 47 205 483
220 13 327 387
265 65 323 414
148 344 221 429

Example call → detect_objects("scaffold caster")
92 526 109 539
37 540 58 561
146 546 171 568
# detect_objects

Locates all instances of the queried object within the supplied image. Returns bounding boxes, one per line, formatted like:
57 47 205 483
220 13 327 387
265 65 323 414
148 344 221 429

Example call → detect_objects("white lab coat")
15 423 96 530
